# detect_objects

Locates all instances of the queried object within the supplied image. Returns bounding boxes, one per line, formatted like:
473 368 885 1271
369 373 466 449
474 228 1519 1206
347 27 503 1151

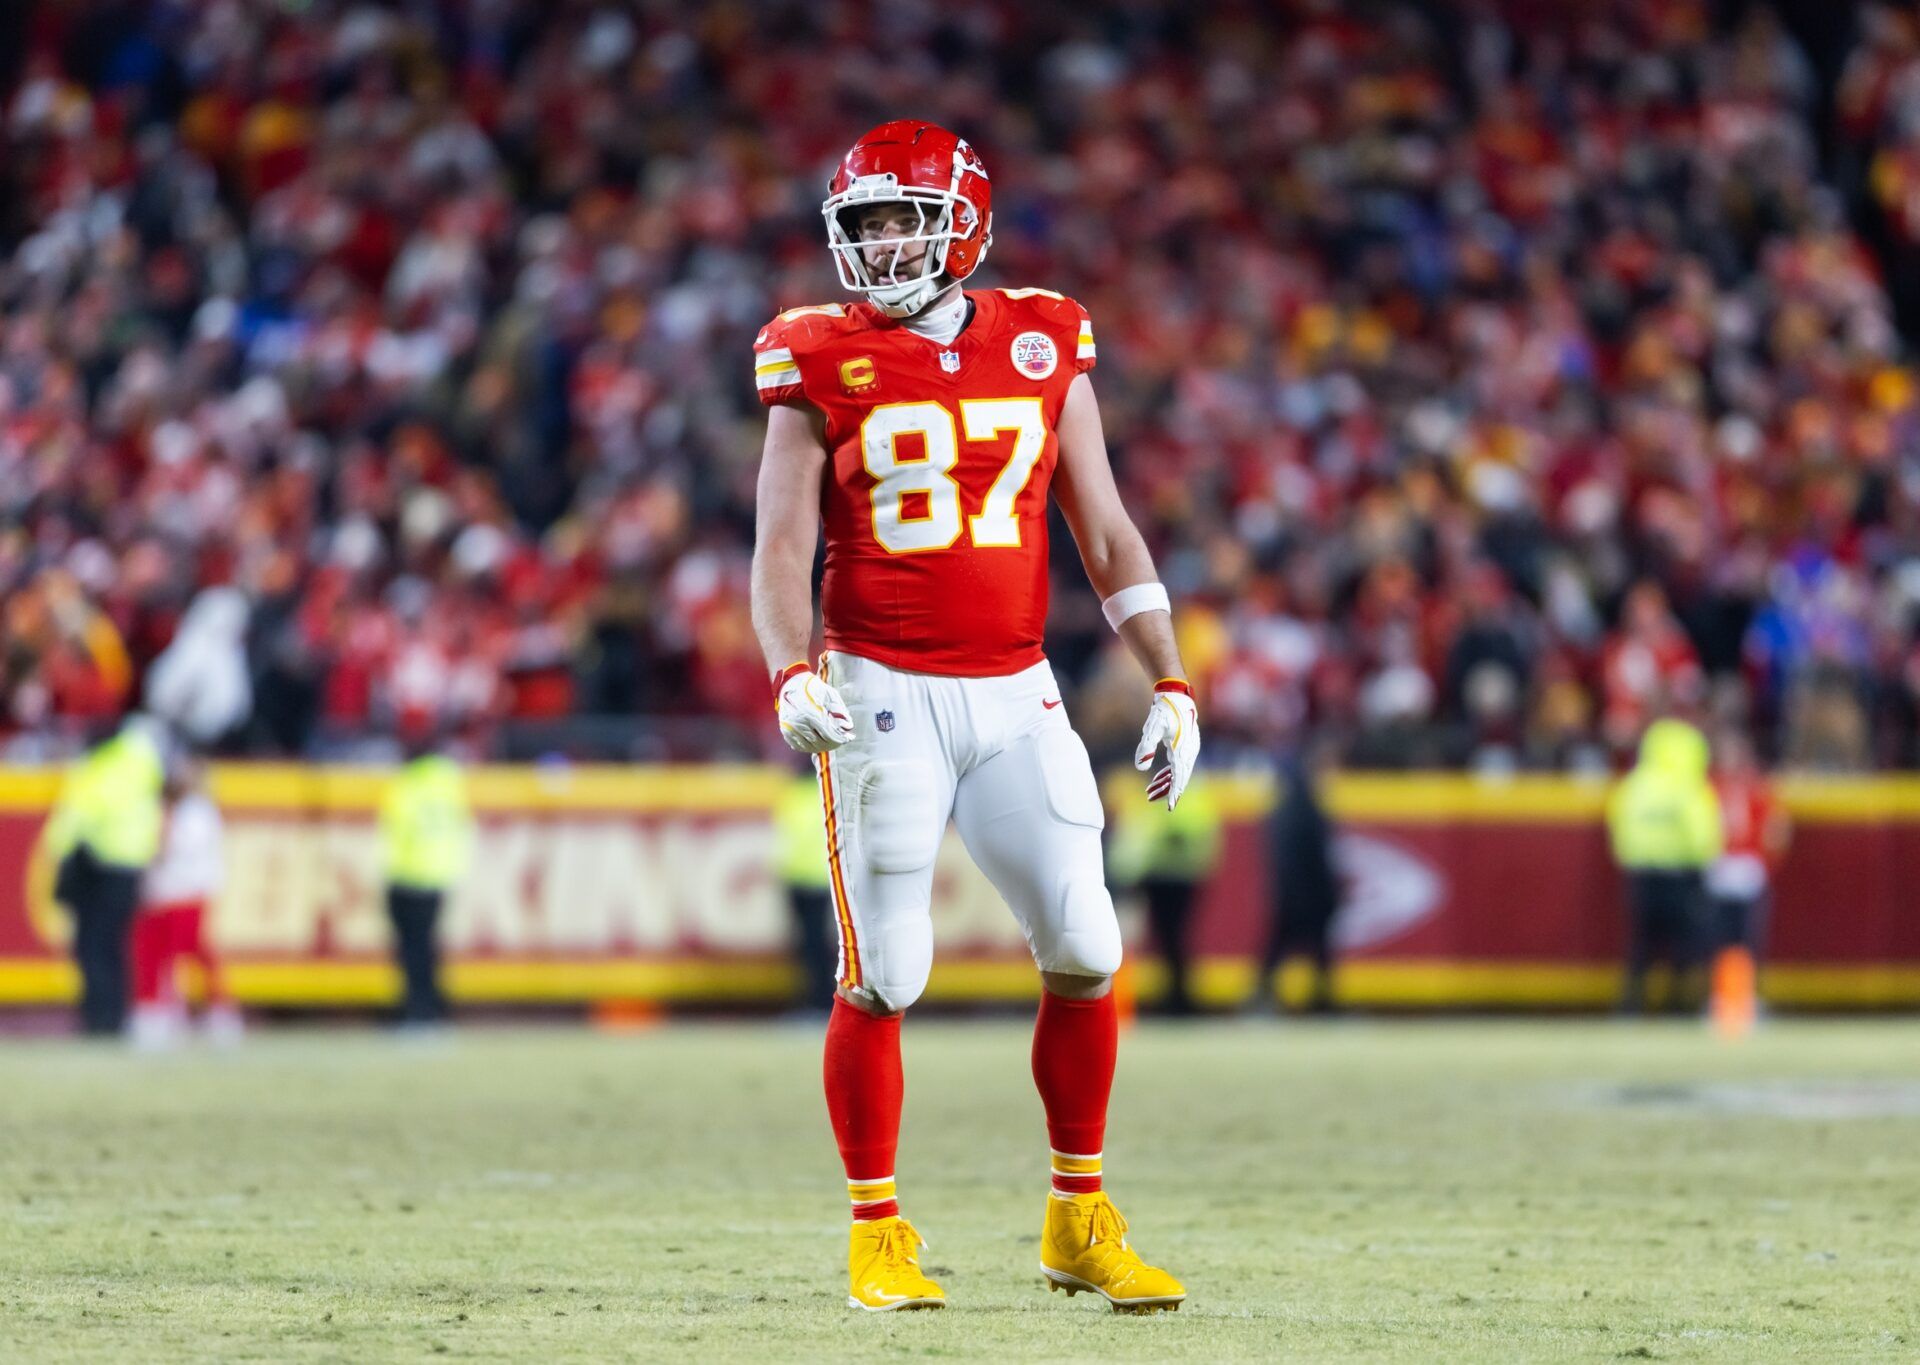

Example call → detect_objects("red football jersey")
754 288 1096 676
1715 773 1783 869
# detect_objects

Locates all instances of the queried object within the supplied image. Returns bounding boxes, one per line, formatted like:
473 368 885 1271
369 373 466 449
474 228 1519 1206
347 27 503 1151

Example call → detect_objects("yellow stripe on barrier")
5 956 1914 1009
0 958 76 1000
1757 966 1920 1007
209 764 789 813
1324 774 1612 823
1121 772 1920 824
0 764 785 814
0 958 804 1006
0 773 62 811
6 763 1920 822
1769 779 1920 821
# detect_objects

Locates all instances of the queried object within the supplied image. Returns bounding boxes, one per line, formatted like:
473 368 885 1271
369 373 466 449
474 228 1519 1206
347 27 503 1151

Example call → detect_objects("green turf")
3 1018 1919 1362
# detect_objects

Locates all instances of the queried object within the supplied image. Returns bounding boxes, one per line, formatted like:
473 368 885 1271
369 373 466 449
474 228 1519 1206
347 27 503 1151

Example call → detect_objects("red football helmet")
823 120 993 317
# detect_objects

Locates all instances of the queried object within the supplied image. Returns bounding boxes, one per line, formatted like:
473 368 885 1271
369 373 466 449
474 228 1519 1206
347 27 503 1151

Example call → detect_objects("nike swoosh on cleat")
1042 698 1063 709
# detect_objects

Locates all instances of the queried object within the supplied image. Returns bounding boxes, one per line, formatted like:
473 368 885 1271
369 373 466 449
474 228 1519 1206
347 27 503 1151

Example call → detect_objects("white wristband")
1101 581 1171 631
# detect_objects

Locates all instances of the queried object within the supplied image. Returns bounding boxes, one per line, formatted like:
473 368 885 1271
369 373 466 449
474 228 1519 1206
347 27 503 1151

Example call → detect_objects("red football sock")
824 998 903 1221
129 913 171 1006
1032 989 1117 1196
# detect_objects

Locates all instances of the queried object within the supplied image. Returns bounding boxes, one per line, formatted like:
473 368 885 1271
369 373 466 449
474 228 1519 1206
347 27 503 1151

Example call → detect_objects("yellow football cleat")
847 1216 946 1312
1040 1192 1185 1313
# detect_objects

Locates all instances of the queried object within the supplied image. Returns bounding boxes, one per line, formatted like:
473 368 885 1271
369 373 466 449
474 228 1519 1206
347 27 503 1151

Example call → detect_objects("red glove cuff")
1153 677 1194 699
771 661 811 701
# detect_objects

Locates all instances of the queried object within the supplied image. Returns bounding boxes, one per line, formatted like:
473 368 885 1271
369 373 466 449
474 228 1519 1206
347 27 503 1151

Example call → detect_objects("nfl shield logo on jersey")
939 350 960 373
876 710 896 732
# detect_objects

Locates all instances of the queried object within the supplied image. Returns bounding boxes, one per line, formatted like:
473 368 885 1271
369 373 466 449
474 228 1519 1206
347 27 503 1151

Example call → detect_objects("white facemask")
823 180 971 318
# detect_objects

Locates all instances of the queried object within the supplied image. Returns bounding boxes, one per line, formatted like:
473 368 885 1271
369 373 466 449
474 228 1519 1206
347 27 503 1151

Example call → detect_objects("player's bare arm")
750 402 827 671
751 402 852 753
1053 373 1182 678
1053 372 1202 810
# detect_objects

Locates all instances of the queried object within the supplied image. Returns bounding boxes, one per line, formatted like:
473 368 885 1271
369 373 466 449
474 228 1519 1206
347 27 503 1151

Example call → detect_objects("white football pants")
812 650 1122 1012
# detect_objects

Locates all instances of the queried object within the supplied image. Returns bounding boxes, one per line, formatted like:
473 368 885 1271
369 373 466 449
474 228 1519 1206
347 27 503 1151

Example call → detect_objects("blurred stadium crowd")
5 0 1920 770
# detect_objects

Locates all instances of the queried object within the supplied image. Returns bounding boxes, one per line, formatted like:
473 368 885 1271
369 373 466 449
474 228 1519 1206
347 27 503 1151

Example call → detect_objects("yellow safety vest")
1105 771 1225 884
775 773 832 890
1607 719 1723 872
45 729 165 871
379 755 475 891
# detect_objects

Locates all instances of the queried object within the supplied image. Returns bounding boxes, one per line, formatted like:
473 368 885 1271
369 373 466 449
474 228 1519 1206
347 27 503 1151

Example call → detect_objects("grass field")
4 1018 1920 1362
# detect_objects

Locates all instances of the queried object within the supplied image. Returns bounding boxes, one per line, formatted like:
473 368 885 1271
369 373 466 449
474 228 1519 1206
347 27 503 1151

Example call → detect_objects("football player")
750 121 1199 1314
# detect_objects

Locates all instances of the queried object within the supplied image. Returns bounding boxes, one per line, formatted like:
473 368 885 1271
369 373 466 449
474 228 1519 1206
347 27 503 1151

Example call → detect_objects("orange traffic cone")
592 998 665 1034
1710 946 1756 1040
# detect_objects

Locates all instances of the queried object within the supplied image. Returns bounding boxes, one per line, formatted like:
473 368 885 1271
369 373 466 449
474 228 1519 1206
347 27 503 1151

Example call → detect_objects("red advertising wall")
3 767 1917 1008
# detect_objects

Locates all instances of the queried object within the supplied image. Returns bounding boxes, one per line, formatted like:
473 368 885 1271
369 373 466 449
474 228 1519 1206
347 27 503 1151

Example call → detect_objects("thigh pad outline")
858 760 945 875
1034 727 1105 832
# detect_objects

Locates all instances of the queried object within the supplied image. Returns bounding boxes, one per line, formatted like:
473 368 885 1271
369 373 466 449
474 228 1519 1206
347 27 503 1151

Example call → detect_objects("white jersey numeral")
962 397 1046 548
862 402 964 553
859 397 1049 555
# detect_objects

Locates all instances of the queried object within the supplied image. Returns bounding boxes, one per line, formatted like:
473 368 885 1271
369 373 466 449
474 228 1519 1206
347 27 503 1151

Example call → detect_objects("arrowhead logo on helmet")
823 121 995 319
956 139 989 179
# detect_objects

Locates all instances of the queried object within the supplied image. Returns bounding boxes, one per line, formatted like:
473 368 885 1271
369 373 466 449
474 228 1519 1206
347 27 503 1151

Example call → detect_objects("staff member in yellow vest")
43 718 168 1036
1107 769 1223 1015
379 744 475 1027
1606 718 1722 1015
775 764 836 1015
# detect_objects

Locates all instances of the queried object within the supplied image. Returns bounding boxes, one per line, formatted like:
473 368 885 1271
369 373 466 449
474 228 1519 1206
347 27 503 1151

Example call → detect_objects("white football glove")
774 664 854 754
1134 680 1201 810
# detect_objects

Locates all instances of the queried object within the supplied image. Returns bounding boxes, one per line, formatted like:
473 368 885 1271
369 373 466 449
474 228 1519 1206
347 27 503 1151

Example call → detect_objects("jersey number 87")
861 398 1046 553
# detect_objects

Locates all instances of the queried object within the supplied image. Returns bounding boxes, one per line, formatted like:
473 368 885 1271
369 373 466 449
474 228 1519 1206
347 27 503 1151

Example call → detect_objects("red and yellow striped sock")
825 1000 902 1221
1033 990 1116 1199
848 1175 899 1223
1050 1150 1102 1199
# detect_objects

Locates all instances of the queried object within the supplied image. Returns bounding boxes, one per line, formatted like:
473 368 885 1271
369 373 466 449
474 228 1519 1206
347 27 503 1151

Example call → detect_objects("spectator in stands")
1602 582 1706 758
144 587 251 750
2 0 1918 775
